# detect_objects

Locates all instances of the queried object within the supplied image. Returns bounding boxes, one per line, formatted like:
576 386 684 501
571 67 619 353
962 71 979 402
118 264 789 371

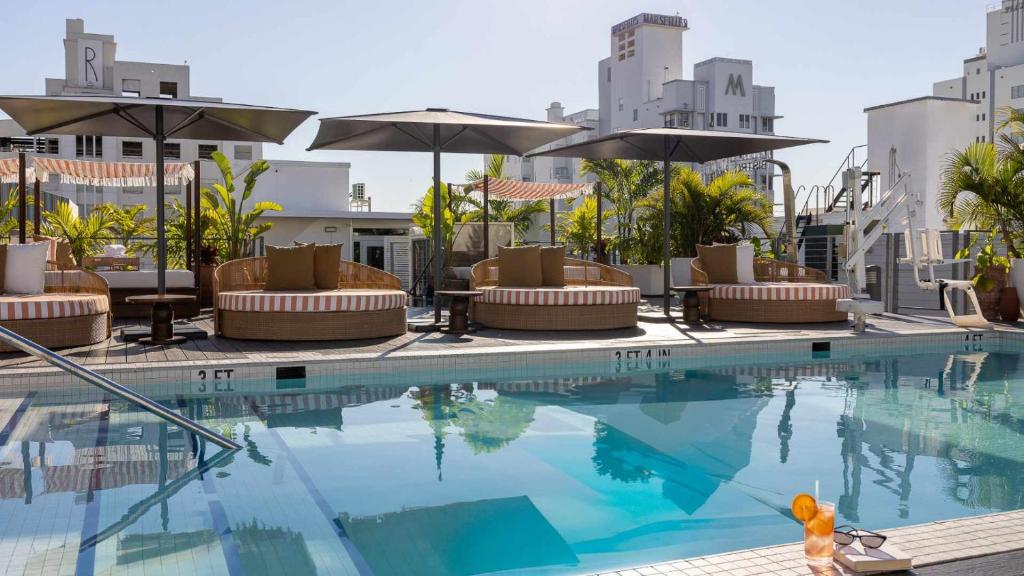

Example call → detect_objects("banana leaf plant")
201 151 281 262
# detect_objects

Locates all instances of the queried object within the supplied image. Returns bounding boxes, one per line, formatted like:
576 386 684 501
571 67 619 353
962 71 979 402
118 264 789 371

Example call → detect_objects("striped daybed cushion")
709 283 850 301
477 285 641 306
218 290 407 313
0 293 109 320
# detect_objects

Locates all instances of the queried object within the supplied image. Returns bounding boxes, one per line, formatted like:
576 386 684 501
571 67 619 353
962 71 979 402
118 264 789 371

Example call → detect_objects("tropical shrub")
581 159 663 264
41 202 115 265
98 203 156 256
201 151 281 262
411 182 459 268
555 194 613 257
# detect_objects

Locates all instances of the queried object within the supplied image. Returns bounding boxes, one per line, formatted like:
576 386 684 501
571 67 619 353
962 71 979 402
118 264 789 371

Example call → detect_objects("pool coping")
0 324 1019 391
593 508 1024 576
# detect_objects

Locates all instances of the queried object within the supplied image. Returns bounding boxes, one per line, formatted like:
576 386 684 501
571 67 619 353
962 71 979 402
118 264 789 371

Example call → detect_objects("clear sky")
0 0 993 212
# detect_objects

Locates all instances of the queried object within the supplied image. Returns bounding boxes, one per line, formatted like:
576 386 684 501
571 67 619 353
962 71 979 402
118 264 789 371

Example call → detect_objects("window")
0 137 58 154
123 186 144 195
553 166 570 179
618 98 624 112
234 145 253 161
121 79 141 97
606 67 611 83
75 185 102 216
626 49 635 58
1012 85 1024 99
159 81 178 99
163 142 181 159
198 144 218 160
739 114 751 129
715 112 728 127
76 135 102 158
983 113 987 121
680 112 690 128
982 91 986 99
121 140 143 158
977 67 981 75
632 108 638 121
761 117 773 132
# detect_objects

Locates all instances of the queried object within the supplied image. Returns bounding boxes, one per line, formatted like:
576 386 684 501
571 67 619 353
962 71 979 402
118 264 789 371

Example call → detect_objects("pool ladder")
0 325 240 450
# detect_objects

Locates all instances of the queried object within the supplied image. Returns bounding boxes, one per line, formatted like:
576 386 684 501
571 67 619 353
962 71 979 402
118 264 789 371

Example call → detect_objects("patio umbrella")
0 95 315 294
530 128 826 316
307 108 587 323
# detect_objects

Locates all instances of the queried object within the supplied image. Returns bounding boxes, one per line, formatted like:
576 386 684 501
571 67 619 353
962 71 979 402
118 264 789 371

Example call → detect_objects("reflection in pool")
0 348 1022 575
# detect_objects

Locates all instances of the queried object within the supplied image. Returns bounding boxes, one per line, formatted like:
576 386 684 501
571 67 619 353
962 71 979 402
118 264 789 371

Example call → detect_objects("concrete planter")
1012 259 1024 314
615 264 664 296
671 257 695 286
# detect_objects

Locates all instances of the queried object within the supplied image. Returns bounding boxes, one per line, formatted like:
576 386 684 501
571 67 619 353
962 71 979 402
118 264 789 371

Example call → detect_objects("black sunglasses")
834 525 887 549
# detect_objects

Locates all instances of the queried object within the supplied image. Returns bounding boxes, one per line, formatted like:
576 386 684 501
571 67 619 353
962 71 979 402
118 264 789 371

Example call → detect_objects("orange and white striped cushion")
218 290 407 313
477 286 641 306
709 283 850 301
0 293 109 320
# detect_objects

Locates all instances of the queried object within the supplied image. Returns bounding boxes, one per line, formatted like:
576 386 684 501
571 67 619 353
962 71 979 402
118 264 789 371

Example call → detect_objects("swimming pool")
1 343 1023 575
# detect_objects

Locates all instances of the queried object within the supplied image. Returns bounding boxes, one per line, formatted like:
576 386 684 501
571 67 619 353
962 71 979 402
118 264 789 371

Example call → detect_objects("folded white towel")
103 244 127 257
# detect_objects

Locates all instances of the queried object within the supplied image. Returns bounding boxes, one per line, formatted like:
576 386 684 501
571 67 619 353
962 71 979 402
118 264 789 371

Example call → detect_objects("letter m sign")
724 73 746 97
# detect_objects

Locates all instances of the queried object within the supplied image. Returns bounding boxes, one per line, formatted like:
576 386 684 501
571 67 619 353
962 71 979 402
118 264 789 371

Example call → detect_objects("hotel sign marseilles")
612 13 688 35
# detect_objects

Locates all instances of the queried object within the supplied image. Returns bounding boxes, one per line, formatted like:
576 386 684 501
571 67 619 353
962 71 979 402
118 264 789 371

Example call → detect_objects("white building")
0 19 413 285
499 13 781 244
866 1 1024 231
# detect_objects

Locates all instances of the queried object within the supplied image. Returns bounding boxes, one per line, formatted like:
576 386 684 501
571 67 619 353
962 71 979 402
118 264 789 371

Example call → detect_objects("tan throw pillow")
497 245 542 287
696 244 738 284
0 245 6 294
540 245 565 287
264 244 317 291
314 244 342 289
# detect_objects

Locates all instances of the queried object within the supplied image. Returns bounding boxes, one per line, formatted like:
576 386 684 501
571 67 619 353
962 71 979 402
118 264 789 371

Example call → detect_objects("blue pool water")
1 344 1023 575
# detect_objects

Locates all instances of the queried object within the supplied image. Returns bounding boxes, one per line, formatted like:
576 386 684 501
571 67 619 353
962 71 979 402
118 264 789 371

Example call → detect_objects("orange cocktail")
803 500 835 566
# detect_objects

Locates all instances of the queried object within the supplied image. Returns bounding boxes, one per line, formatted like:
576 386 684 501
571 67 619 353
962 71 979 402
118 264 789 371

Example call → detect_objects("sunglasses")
834 525 887 549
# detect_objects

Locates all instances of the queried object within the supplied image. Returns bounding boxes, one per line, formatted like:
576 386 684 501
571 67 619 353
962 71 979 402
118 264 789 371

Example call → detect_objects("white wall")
252 160 350 216
866 98 976 230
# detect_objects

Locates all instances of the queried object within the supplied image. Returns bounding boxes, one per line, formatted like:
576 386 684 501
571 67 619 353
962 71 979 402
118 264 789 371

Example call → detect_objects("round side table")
435 290 483 335
125 294 197 345
671 286 713 323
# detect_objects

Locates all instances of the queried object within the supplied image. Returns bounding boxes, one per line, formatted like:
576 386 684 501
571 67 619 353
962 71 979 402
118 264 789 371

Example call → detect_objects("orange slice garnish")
791 493 818 522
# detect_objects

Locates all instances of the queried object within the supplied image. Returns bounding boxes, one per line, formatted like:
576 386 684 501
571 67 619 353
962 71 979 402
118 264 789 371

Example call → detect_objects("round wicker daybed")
691 257 849 323
214 257 407 341
469 257 640 331
0 268 111 352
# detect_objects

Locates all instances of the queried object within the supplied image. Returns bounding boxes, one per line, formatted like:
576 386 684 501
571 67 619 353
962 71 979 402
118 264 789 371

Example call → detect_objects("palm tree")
580 159 663 263
202 151 282 262
41 201 115 265
939 142 1023 258
635 168 772 259
0 186 25 241
555 194 613 257
411 182 459 268
98 204 156 256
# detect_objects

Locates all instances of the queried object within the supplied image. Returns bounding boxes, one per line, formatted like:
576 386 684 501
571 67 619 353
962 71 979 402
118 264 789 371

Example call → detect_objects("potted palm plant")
955 232 1010 321
41 202 115 266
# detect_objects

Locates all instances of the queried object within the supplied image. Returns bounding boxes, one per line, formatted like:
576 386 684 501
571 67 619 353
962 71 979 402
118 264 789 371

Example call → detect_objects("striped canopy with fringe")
31 157 195 187
467 178 592 200
0 157 36 184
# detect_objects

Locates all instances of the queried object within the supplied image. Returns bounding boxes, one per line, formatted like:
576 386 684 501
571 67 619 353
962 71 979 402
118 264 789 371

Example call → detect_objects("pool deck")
0 304 1012 378
596 509 1024 576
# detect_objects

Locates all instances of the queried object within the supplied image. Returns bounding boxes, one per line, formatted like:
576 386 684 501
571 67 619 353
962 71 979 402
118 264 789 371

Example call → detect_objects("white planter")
614 264 664 296
670 257 694 286
1012 259 1024 313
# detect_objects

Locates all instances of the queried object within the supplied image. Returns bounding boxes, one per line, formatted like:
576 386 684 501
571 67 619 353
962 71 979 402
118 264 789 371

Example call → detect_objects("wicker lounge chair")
691 257 849 323
213 257 407 341
469 257 640 330
0 265 111 352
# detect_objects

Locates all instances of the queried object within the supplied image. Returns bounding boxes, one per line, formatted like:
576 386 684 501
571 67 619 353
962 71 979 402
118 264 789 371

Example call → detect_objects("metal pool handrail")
0 325 240 450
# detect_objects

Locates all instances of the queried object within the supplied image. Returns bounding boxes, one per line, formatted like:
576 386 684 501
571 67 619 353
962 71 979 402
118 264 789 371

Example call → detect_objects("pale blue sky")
1 0 993 211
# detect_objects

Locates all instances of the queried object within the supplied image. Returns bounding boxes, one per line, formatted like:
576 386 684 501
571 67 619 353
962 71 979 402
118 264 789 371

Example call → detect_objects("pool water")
1 345 1024 575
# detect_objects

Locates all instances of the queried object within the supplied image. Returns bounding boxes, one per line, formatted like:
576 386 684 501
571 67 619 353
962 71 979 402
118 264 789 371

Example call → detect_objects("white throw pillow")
5 242 49 295
735 242 756 284
103 244 127 257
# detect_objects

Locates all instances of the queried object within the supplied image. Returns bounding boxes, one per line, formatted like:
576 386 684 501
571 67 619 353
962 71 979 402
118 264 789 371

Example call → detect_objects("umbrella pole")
596 182 603 263
432 125 442 324
662 141 671 316
155 106 166 295
33 179 40 235
193 160 201 288
17 152 25 244
483 175 489 258
549 199 556 246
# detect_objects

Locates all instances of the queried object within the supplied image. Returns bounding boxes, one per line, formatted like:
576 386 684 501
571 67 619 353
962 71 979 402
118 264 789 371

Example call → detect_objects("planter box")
671 257 694 286
1013 259 1024 315
615 264 664 296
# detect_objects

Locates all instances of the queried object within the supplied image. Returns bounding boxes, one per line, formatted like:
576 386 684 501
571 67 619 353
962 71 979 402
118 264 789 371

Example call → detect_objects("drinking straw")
815 480 820 501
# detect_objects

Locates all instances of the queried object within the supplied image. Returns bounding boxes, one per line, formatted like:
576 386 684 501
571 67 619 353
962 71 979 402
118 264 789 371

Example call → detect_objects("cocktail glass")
803 500 835 566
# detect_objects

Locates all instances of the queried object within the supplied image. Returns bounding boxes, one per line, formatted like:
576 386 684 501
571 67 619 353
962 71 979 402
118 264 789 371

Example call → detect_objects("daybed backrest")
691 257 827 285
43 264 110 297
214 257 402 296
470 257 632 288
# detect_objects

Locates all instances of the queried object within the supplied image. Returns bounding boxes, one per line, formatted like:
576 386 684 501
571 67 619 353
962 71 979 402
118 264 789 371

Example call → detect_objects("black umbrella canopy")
529 127 827 163
529 127 827 317
0 95 315 143
308 108 588 325
0 95 315 307
307 108 587 155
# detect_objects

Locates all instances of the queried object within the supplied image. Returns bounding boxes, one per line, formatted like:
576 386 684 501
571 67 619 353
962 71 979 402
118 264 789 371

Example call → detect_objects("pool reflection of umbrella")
530 128 826 316
0 95 314 340
308 109 587 323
